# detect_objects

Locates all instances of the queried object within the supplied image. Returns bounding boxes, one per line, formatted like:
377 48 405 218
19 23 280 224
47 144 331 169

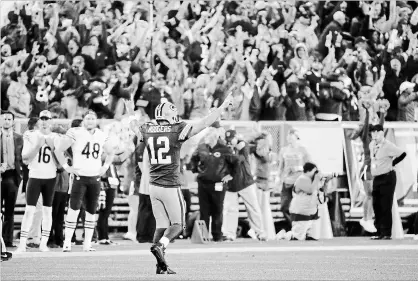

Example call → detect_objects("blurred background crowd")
1 0 418 123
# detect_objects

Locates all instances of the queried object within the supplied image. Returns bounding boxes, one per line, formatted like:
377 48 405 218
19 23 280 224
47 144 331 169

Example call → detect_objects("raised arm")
22 133 44 165
361 106 370 141
189 93 234 137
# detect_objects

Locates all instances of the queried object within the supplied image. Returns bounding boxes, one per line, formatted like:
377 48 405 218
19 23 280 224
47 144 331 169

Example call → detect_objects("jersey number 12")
148 136 172 164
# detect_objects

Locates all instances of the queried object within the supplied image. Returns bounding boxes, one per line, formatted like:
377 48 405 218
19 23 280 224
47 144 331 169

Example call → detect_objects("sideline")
11 244 418 259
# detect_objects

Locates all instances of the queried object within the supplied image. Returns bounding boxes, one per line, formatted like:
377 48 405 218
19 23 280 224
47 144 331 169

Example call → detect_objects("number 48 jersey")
140 121 192 188
66 127 108 177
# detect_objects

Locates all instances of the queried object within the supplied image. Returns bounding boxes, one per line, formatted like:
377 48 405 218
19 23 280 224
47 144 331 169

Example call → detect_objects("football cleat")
83 246 96 252
14 246 26 253
62 243 71 252
156 264 176 274
1 252 12 262
39 245 50 252
150 243 168 271
257 233 267 242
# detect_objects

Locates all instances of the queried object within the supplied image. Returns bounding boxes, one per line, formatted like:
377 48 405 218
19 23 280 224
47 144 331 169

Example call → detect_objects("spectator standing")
317 11 346 58
121 138 138 243
179 144 192 239
1 214 12 261
6 71 32 118
97 164 119 245
48 145 70 249
383 58 406 121
397 81 418 122
97 122 133 245
59 56 91 119
190 127 237 242
350 102 385 233
278 129 311 229
251 132 276 240
136 141 155 243
222 130 266 241
369 124 407 239
1 111 23 248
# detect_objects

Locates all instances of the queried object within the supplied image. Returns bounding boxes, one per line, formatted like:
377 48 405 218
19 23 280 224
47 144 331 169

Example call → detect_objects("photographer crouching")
276 163 332 241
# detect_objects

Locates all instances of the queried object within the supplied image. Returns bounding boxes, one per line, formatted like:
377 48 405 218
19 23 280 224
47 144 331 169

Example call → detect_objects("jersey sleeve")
66 128 77 141
177 122 193 142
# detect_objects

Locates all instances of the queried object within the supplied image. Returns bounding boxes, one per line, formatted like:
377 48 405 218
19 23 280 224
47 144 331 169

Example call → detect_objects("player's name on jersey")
147 125 172 133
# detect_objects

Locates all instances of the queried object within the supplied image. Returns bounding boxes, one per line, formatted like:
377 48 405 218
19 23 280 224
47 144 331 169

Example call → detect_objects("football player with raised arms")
55 111 114 252
16 111 58 253
134 92 234 274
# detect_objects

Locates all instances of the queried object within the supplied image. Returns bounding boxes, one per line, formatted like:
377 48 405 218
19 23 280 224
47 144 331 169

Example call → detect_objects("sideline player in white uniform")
16 110 58 252
133 93 234 274
55 111 114 252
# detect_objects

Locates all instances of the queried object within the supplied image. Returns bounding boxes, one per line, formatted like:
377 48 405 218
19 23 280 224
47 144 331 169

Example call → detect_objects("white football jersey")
23 131 58 179
66 127 108 176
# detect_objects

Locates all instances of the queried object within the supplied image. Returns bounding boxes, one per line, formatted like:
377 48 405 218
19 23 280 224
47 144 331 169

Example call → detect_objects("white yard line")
11 244 418 259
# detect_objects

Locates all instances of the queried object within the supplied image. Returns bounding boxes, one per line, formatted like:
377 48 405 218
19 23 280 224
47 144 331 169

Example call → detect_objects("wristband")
63 163 69 170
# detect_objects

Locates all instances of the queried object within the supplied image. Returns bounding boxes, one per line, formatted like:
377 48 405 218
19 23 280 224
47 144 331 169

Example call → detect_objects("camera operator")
276 162 325 241
369 124 407 240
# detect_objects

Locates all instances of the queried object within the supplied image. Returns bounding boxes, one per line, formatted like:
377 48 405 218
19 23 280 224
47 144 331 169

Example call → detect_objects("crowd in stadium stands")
0 0 418 123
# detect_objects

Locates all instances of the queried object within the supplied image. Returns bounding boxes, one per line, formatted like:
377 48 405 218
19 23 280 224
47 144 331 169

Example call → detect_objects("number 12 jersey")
66 127 108 177
140 121 192 188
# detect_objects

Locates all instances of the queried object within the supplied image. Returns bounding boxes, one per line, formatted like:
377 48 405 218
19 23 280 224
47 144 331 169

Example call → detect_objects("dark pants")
70 176 101 214
97 188 116 240
49 192 68 245
182 189 192 217
181 189 192 238
372 171 396 237
280 183 293 228
136 193 155 242
414 212 418 235
197 180 226 241
1 170 19 244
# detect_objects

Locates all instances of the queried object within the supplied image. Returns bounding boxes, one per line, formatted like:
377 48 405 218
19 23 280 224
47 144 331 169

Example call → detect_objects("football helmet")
155 102 179 124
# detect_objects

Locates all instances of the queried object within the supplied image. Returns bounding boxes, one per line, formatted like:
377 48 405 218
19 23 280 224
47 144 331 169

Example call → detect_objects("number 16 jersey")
23 131 58 179
140 121 192 188
66 127 108 177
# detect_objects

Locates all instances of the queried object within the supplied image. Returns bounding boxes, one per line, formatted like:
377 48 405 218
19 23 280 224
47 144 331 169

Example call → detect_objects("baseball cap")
399 81 415 94
354 36 368 45
369 124 384 132
39 110 52 120
225 129 237 142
